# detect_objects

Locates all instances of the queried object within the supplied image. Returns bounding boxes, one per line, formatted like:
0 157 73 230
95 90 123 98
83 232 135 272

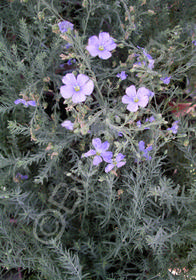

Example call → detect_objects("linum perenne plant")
0 0 195 279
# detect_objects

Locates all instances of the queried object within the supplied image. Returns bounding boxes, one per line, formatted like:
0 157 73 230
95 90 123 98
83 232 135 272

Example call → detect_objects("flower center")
74 85 80 92
98 45 104 51
134 97 139 103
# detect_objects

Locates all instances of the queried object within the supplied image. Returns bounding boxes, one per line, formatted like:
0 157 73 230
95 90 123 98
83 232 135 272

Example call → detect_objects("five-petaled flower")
105 153 126 173
14 99 36 107
138 141 152 160
86 32 116 60
60 73 94 104
58 20 74 33
61 120 74 130
160 76 171 85
167 121 179 134
116 71 127 80
122 85 150 112
82 138 113 166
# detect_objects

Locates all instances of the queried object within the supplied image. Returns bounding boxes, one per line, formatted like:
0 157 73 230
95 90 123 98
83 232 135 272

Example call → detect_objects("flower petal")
60 85 74 99
146 145 153 152
122 95 133 104
127 102 139 112
14 99 27 105
62 73 77 86
138 141 145 151
98 50 112 60
87 35 99 46
105 41 117 51
27 100 36 107
99 32 110 42
116 153 125 162
81 80 94 96
77 74 90 87
93 155 102 166
137 87 150 96
101 141 110 152
125 85 137 97
72 92 86 103
83 149 96 157
138 95 149 108
105 163 114 173
101 151 113 163
92 138 102 150
61 120 74 130
86 45 99 57
116 161 126 168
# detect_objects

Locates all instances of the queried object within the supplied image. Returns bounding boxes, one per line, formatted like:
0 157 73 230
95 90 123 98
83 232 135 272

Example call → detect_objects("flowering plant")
122 85 150 112
60 73 94 104
86 32 116 59
0 1 195 280
82 138 113 166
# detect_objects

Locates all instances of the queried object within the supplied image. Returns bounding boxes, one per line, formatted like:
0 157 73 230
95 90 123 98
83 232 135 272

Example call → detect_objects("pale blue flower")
149 116 155 122
142 49 154 69
145 89 155 98
160 76 171 85
86 32 116 60
105 153 126 173
167 121 179 134
61 120 74 130
116 71 127 80
16 173 28 180
135 47 155 69
67 59 76 65
60 73 94 104
137 120 142 128
14 99 36 107
82 138 113 166
122 85 149 112
138 140 152 160
58 21 74 33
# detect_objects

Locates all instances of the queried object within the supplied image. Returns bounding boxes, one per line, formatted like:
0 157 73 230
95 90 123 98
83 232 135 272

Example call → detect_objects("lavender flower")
60 73 94 104
58 21 74 33
16 173 28 180
14 99 36 107
61 120 74 130
160 76 171 85
145 89 155 98
65 43 72 49
122 85 149 112
149 116 155 122
192 40 196 46
67 59 76 65
142 49 154 69
167 121 179 134
116 71 127 80
105 153 126 173
133 61 146 68
137 120 142 128
86 32 116 60
138 141 152 160
145 115 155 126
82 138 113 166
